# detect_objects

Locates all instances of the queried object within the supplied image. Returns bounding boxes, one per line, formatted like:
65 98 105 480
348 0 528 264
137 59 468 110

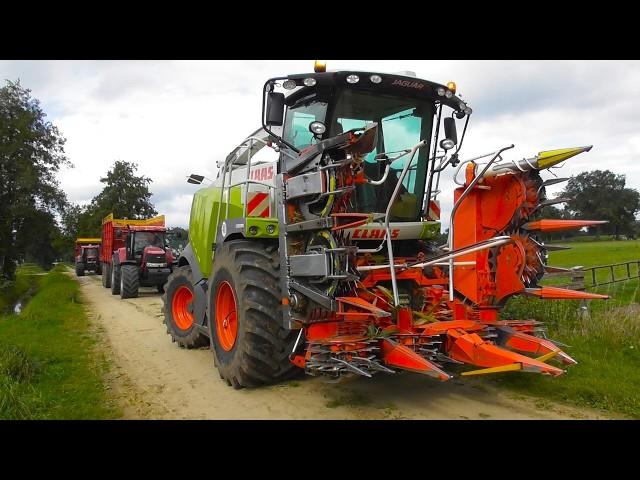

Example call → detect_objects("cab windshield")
133 232 165 254
283 88 434 221
84 248 98 257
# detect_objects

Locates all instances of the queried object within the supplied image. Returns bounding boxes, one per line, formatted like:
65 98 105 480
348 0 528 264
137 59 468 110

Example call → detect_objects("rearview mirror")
187 174 204 185
444 117 458 145
443 117 458 145
266 92 285 126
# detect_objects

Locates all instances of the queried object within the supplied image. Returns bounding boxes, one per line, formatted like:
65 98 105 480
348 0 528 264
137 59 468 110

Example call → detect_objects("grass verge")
494 262 640 418
0 264 120 419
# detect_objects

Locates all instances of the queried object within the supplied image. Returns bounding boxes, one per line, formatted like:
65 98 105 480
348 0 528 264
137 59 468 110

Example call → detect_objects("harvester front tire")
162 266 209 349
120 265 139 299
208 240 299 389
102 263 111 288
75 263 85 277
111 264 121 295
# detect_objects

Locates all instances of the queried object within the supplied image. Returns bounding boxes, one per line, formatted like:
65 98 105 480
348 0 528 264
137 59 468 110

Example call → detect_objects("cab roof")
280 70 470 115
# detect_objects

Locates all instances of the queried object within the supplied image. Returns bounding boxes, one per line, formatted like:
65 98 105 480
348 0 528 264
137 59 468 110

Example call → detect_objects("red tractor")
100 213 174 299
74 238 102 277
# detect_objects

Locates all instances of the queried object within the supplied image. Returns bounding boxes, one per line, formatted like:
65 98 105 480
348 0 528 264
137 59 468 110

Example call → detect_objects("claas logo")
351 229 400 240
250 166 274 182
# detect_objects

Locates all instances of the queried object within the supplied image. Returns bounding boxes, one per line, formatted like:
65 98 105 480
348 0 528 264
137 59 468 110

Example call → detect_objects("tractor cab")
125 227 170 266
81 245 100 264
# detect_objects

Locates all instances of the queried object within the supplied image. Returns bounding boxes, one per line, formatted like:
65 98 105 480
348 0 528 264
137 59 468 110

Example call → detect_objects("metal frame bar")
214 135 279 246
383 140 427 305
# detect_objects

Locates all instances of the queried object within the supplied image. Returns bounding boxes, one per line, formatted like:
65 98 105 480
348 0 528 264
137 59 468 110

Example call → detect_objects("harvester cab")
165 62 606 388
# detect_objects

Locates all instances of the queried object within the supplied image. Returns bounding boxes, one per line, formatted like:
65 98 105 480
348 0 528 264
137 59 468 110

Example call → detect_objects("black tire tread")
111 263 121 295
162 265 209 349
209 240 300 389
120 265 139 299
75 263 85 277
103 263 111 287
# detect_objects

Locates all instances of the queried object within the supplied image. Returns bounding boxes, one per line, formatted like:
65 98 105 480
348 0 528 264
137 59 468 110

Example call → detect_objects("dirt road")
75 271 609 419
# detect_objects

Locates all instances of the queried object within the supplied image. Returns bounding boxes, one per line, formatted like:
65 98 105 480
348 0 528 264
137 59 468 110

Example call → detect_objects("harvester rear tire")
102 263 111 288
162 265 209 349
208 240 300 389
75 263 85 277
120 265 139 299
111 263 121 295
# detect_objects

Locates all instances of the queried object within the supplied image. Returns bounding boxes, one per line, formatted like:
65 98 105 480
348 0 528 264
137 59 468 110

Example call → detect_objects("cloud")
2 60 639 230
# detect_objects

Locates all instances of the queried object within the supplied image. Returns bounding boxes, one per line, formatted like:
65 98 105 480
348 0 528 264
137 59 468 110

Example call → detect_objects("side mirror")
187 174 204 185
266 92 285 126
443 117 458 145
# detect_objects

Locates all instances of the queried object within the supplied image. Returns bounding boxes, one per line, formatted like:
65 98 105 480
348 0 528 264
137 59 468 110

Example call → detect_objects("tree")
166 227 188 252
80 160 158 235
562 170 640 239
0 80 69 280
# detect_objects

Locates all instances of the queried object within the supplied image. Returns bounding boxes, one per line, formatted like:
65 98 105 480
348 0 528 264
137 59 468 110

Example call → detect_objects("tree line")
0 80 183 285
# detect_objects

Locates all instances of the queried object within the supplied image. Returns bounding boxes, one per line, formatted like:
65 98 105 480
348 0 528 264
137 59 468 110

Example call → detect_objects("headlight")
303 77 317 87
283 79 297 90
437 87 446 97
309 121 326 135
445 90 453 98
346 74 360 84
369 74 382 84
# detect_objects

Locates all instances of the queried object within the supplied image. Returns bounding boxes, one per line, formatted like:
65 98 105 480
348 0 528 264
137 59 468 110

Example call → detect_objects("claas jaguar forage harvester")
163 61 607 388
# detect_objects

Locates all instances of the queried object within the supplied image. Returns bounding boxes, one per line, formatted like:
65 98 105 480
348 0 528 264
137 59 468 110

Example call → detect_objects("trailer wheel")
102 263 111 288
111 262 121 295
162 266 209 348
75 263 85 277
208 240 300 389
120 265 139 299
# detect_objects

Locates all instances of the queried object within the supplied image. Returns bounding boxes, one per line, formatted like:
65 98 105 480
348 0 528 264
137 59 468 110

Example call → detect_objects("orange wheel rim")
215 281 238 351
172 285 194 330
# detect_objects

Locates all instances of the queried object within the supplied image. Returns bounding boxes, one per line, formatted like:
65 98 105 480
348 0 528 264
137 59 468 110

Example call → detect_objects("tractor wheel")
75 263 85 277
111 263 121 295
102 263 111 288
208 240 299 389
162 265 209 348
120 265 139 299
96 263 102 275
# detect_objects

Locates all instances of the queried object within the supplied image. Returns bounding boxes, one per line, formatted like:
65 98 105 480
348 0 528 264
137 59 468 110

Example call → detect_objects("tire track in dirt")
73 270 611 419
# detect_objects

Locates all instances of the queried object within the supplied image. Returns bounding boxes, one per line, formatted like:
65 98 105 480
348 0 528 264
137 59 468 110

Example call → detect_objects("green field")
497 239 640 418
0 265 120 419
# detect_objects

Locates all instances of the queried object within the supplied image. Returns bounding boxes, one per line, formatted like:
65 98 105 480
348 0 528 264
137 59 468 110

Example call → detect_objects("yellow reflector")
446 81 457 93
461 363 522 376
535 351 559 363
314 60 327 73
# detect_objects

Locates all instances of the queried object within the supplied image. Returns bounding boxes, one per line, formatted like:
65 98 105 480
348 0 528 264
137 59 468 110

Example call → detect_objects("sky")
1 60 639 229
